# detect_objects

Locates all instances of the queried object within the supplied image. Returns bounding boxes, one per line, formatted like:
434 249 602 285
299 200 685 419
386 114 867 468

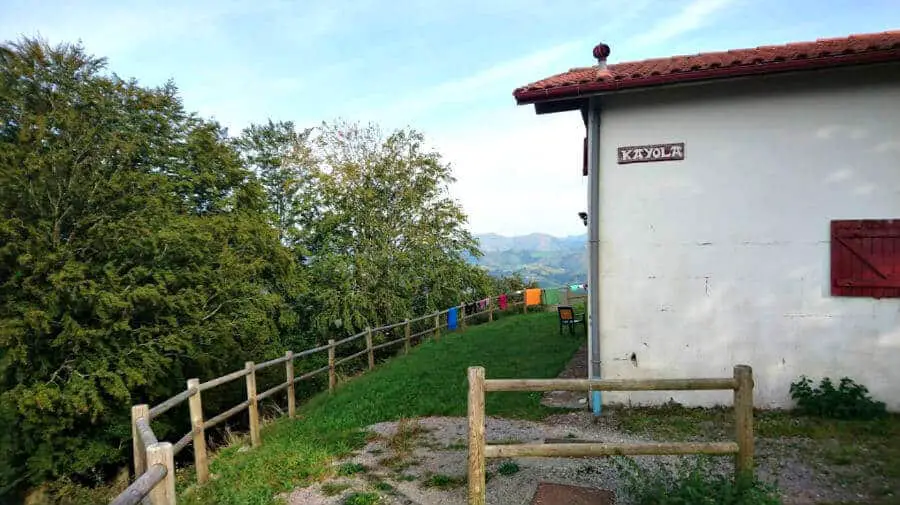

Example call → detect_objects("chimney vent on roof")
593 43 611 70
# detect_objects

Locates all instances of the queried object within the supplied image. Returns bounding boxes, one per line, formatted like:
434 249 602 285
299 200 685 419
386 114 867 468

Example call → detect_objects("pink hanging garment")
498 293 508 310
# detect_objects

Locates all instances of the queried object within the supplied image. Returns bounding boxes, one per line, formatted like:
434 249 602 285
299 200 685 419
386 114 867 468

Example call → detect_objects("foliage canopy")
0 38 500 499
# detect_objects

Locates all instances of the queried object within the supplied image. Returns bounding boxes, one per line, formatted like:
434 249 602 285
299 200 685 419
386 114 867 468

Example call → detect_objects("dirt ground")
283 413 864 505
283 346 879 505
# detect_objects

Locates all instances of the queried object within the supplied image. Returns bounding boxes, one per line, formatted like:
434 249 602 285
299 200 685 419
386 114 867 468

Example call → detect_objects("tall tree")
304 121 489 336
233 120 315 245
0 39 299 496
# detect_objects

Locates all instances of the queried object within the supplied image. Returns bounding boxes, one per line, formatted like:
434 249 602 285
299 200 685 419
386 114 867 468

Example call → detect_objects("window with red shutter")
831 219 900 298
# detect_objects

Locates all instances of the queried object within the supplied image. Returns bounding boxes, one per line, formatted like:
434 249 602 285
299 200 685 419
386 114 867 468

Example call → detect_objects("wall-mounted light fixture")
578 212 588 227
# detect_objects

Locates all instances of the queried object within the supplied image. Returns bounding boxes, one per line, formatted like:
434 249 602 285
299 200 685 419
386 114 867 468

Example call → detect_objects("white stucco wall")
595 64 900 410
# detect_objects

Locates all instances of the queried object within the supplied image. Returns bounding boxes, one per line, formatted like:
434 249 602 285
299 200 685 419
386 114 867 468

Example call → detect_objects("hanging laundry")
543 289 560 305
465 302 476 315
477 298 488 311
498 293 508 310
447 307 458 330
525 288 542 306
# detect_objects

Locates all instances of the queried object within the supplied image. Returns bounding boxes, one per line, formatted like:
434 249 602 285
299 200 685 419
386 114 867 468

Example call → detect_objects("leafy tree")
0 39 298 496
233 120 316 245
304 121 488 336
0 38 493 501
490 272 540 294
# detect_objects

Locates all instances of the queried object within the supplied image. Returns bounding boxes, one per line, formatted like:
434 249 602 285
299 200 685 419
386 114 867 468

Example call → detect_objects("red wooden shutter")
831 219 900 298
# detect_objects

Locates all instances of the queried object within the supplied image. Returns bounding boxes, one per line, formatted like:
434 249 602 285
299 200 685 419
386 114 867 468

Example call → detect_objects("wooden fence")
110 293 532 505
465 365 754 505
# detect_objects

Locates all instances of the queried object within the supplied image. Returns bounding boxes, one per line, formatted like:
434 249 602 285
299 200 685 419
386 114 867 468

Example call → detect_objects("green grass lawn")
179 311 581 505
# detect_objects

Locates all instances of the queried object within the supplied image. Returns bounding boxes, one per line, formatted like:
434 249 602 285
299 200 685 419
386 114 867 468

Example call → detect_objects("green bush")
789 376 886 420
0 38 305 498
615 457 782 505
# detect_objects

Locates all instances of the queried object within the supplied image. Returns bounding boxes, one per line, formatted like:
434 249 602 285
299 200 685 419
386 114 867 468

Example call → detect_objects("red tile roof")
513 31 900 104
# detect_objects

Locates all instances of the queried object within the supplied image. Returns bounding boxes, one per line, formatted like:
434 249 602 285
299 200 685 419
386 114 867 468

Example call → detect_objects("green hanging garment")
543 288 560 305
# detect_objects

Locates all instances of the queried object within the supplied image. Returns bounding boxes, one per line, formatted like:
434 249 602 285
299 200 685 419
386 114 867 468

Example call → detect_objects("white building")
514 31 900 410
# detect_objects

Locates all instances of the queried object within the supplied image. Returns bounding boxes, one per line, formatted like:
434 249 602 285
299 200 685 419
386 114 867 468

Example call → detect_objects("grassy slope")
181 311 581 505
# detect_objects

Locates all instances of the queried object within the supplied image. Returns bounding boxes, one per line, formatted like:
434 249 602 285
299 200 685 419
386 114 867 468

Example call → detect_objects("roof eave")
513 48 900 106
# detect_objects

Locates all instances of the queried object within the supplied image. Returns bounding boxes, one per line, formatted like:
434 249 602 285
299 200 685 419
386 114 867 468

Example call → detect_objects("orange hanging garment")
525 288 542 306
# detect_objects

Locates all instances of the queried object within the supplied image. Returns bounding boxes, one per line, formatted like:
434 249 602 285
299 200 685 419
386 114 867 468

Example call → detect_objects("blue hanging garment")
447 307 458 330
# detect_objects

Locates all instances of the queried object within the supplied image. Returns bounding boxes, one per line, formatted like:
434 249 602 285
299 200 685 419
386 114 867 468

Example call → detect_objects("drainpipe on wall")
586 95 602 416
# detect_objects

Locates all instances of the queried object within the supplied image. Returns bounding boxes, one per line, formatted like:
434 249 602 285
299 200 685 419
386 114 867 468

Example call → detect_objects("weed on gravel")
497 461 520 476
616 457 783 505
342 492 380 505
422 473 467 490
611 403 900 500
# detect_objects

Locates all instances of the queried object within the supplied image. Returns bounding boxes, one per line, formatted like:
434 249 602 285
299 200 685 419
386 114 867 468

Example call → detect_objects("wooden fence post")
404 320 411 354
523 292 528 314
328 339 336 393
245 361 260 447
366 328 374 370
460 305 467 331
186 379 208 484
146 442 176 505
734 365 754 478
467 366 486 505
131 404 149 479
285 351 295 419
488 298 493 322
433 312 440 341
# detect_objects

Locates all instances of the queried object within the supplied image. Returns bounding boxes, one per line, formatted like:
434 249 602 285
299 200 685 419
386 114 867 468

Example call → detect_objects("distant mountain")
473 233 587 288
477 233 585 253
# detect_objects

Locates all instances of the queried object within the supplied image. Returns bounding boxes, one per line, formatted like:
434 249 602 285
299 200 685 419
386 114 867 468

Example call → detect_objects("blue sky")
3 0 899 236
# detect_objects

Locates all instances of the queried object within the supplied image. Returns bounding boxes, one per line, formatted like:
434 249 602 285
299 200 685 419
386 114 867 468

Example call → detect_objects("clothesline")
443 283 589 328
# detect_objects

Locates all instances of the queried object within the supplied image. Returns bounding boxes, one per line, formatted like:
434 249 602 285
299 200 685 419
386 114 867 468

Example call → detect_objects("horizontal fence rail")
198 368 250 392
148 387 198 419
112 289 550 505
483 441 740 458
466 365 755 505
483 377 738 392
109 464 167 505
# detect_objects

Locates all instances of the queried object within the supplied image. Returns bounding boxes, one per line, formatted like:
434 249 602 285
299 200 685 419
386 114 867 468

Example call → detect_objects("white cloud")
360 39 585 123
0 0 238 58
0 0 350 61
433 108 587 236
626 0 738 48
874 140 900 153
